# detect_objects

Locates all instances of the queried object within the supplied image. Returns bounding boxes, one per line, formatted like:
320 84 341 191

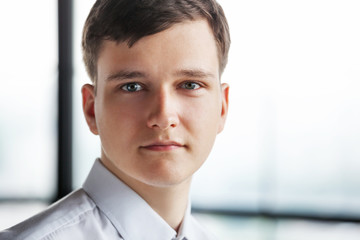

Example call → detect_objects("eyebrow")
174 69 216 79
106 70 147 82
105 68 216 82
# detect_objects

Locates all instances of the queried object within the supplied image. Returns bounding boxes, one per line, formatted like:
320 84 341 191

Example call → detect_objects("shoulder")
0 189 99 240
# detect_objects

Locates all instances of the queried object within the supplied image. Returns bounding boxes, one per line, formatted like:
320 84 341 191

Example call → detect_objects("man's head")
81 0 230 189
82 0 230 89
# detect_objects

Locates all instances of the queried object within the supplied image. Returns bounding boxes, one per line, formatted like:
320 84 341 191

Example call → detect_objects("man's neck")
134 180 191 232
100 157 191 231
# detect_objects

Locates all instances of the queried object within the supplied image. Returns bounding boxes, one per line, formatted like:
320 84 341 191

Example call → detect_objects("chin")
143 176 192 188
139 164 194 188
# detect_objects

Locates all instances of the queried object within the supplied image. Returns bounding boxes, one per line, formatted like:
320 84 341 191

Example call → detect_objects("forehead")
96 19 219 81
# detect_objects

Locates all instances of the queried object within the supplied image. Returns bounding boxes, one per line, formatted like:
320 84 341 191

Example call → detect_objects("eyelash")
179 81 202 90
120 82 144 92
119 81 204 92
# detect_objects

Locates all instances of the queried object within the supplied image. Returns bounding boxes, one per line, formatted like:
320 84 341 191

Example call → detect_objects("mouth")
140 141 184 151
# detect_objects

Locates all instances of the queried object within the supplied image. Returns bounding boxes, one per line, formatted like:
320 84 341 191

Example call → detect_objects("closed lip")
140 141 184 151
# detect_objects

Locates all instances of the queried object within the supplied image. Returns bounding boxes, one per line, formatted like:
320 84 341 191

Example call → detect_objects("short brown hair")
82 0 230 85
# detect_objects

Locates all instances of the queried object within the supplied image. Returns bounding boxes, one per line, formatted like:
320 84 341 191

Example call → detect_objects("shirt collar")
177 203 210 240
83 159 191 240
176 205 192 240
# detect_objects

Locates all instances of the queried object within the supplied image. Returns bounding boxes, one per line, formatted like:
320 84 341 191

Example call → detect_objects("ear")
217 83 230 133
81 84 99 135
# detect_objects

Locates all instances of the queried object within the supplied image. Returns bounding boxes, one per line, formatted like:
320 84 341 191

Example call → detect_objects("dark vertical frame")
56 0 73 200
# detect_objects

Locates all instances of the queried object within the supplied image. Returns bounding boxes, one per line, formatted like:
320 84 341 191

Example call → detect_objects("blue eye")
121 82 143 92
181 82 201 90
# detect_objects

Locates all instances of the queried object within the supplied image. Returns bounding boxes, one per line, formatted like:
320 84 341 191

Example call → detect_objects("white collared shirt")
0 159 217 240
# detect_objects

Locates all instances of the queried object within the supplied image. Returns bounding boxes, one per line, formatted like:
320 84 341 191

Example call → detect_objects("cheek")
182 105 219 172
182 96 221 143
101 93 145 122
95 97 145 146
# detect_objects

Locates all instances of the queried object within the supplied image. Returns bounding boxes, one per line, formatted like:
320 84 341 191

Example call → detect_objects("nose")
146 89 179 130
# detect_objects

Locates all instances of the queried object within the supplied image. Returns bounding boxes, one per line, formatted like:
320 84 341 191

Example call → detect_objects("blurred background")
0 0 360 239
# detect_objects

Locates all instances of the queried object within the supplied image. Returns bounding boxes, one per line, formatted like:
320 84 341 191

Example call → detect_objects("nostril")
147 113 179 130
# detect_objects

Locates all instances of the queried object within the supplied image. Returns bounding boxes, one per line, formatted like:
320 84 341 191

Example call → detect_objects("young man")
0 0 230 239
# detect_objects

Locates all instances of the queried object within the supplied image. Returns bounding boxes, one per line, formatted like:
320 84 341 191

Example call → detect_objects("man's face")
82 19 229 188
